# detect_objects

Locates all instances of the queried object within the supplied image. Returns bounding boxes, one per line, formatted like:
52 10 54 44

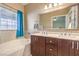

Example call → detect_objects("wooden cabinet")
31 35 45 56
46 37 58 56
39 36 45 56
31 35 79 56
69 40 79 56
58 40 79 56
58 39 71 56
69 40 75 56
74 41 79 56
31 35 40 56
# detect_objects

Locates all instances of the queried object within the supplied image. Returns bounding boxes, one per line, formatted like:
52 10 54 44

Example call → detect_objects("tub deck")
0 38 31 56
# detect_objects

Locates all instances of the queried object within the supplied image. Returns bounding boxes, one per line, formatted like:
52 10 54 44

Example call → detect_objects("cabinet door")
31 36 40 56
70 41 79 56
69 40 75 56
58 39 70 56
39 36 45 56
46 45 57 56
75 41 79 56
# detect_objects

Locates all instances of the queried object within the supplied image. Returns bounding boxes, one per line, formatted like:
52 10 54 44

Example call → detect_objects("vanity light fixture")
49 4 52 8
44 3 63 9
53 3 58 7
44 5 48 9
58 3 63 5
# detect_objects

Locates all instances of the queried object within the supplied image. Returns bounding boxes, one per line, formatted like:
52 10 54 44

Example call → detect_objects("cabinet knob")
49 49 53 51
49 40 52 43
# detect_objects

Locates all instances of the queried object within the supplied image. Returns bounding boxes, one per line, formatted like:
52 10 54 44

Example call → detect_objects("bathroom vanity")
31 4 79 56
31 32 79 56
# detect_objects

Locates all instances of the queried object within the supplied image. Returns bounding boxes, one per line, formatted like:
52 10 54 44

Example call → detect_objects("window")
0 7 17 30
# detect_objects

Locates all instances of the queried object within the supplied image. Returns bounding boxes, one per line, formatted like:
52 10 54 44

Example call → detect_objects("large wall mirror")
51 15 66 29
39 4 79 31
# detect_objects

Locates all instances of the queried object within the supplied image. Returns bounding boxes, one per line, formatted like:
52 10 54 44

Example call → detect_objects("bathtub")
0 38 31 56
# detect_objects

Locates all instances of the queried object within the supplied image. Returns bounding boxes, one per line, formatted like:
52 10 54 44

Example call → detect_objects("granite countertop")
31 32 79 41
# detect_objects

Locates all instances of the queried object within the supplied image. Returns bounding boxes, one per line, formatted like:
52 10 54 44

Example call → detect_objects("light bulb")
49 4 52 8
54 3 58 7
58 3 63 5
44 5 48 9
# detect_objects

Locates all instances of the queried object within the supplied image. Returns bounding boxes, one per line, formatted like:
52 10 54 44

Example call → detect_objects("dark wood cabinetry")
69 40 79 56
31 36 40 56
58 39 71 56
74 41 79 56
31 35 45 56
46 37 58 56
31 35 79 56
69 40 75 56
39 36 45 56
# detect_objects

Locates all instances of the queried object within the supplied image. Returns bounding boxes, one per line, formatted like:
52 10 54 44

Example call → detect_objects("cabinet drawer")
46 45 57 56
46 45 57 51
46 37 57 44
46 52 57 56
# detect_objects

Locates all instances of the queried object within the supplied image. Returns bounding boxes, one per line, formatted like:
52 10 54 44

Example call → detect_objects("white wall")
27 11 39 33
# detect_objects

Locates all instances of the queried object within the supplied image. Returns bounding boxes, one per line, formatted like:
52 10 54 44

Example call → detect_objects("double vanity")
31 4 79 56
31 32 79 56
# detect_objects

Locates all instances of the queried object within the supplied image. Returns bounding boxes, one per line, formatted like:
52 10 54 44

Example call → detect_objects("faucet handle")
60 33 63 35
68 33 71 36
64 32 66 36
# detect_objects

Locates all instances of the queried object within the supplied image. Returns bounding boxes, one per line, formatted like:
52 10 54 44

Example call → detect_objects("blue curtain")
16 10 24 37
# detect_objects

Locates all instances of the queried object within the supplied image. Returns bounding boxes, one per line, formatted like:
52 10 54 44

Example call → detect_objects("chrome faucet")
60 32 71 36
64 32 67 36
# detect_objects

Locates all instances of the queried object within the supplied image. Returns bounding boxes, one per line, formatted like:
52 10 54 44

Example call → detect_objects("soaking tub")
0 38 31 56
